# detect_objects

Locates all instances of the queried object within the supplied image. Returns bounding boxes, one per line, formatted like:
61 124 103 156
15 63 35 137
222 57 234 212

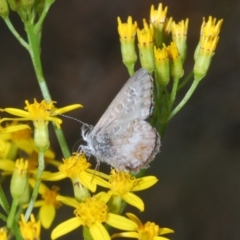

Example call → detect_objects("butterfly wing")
91 68 154 135
98 119 160 171
82 68 160 171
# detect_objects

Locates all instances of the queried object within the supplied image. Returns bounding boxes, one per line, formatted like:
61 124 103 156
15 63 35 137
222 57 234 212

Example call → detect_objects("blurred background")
0 0 239 239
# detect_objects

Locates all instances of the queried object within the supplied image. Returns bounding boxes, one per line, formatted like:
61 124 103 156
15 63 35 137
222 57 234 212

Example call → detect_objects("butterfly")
80 68 161 172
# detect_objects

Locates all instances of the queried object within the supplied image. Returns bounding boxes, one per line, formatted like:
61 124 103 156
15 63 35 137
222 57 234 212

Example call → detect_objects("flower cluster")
0 1 223 240
0 99 173 239
117 3 223 131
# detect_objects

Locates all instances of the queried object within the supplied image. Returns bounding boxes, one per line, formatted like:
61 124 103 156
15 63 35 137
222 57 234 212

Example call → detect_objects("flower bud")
33 121 50 152
7 0 21 11
0 0 9 18
167 42 184 79
10 159 28 199
154 45 170 86
137 19 155 73
171 19 188 63
117 16 138 75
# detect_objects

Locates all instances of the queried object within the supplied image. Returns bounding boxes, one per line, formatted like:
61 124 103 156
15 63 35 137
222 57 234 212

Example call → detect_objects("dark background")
0 0 240 239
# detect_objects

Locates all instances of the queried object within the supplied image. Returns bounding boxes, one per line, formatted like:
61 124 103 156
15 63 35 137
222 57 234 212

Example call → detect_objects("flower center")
59 154 91 178
74 197 108 227
138 222 159 240
109 170 137 196
24 99 55 120
42 186 62 208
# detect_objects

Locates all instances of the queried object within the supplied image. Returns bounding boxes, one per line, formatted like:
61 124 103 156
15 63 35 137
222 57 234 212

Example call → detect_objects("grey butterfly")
80 68 161 172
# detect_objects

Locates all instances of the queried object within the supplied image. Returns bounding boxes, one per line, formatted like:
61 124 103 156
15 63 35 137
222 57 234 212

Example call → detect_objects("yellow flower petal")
95 192 111 203
112 231 139 239
126 213 143 228
1 124 30 133
0 159 15 172
122 192 144 211
40 204 55 229
159 227 175 235
78 171 97 192
51 217 82 239
132 176 158 191
3 108 30 118
56 195 78 208
33 200 45 207
107 213 137 231
154 237 169 240
41 172 66 181
89 222 110 240
52 104 82 115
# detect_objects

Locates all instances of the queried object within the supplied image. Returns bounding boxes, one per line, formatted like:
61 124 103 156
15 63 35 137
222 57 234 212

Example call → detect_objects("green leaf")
0 184 9 213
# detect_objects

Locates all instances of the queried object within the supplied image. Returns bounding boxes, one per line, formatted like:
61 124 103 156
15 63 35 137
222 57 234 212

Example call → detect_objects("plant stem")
169 77 179 109
177 71 193 91
7 198 18 228
24 22 71 158
24 152 45 220
168 80 199 120
4 17 29 50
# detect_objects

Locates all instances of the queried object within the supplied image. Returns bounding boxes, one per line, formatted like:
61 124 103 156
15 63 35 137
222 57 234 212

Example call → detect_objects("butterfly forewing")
91 68 154 135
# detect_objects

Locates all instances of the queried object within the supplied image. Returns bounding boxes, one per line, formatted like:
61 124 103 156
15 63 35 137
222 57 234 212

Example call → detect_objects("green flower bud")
117 16 138 75
10 159 28 199
0 0 9 18
154 45 170 86
33 121 50 152
167 42 184 79
7 0 21 11
171 19 188 63
137 20 155 73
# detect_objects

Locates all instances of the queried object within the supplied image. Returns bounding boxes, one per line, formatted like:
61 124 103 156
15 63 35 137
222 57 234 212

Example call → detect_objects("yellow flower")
0 121 35 155
117 16 137 41
150 3 172 47
0 228 7 240
112 213 174 240
117 16 138 75
171 19 189 63
154 45 170 86
194 17 223 80
51 195 137 240
19 214 41 240
27 180 62 229
200 16 223 39
150 3 168 26
1 99 82 152
0 149 56 177
41 154 106 194
167 42 184 79
96 169 158 211
137 19 154 47
1 99 82 129
137 19 155 73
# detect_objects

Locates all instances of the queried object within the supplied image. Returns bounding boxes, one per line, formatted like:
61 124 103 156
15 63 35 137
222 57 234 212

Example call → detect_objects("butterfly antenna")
58 114 92 129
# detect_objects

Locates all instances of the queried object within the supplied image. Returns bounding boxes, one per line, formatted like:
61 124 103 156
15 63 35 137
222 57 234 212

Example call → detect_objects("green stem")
4 17 29 50
34 2 53 33
54 127 71 158
177 71 193 91
169 77 179 108
7 198 19 228
24 152 45 220
168 80 199 120
0 183 10 214
24 22 71 158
